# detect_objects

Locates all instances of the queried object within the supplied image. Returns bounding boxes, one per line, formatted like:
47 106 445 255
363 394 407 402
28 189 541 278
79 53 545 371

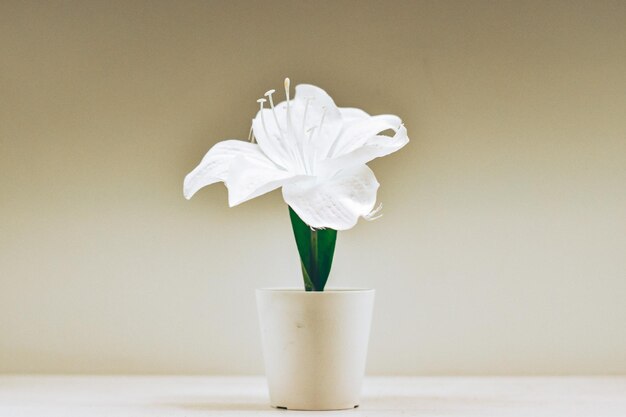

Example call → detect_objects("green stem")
309 229 320 291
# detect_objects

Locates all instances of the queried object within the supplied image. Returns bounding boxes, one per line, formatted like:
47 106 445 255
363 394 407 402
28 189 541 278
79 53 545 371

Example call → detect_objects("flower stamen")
284 78 291 119
247 119 255 143
307 126 317 140
284 77 309 174
364 203 384 221
317 106 327 141
263 85 303 173
264 89 284 140
257 98 271 142
302 97 313 133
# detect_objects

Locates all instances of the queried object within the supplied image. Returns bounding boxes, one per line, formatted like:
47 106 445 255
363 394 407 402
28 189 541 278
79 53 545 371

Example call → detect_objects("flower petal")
226 154 303 207
329 114 402 158
183 140 269 199
282 165 379 231
339 107 370 122
252 109 293 170
252 83 346 175
294 84 341 119
293 84 344 160
319 124 409 175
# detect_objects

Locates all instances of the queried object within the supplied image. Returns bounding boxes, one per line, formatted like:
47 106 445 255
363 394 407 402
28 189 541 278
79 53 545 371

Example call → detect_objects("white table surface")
0 376 624 417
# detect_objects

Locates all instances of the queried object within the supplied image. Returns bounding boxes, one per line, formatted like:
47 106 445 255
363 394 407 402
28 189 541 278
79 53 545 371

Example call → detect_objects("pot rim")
256 287 375 293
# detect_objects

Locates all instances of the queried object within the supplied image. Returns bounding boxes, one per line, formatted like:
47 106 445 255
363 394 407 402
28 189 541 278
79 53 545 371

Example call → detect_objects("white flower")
183 79 409 230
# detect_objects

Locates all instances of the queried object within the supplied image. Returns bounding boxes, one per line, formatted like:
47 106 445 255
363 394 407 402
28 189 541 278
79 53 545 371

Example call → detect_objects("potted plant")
184 78 408 410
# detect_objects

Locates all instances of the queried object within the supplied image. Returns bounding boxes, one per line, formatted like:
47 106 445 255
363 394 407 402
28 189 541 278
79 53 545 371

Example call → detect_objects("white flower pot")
256 288 375 410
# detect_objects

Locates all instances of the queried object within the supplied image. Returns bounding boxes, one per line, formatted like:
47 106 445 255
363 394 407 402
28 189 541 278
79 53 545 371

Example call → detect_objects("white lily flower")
183 79 409 230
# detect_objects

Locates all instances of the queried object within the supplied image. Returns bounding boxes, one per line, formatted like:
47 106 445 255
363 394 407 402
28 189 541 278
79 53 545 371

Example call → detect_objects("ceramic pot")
256 288 375 410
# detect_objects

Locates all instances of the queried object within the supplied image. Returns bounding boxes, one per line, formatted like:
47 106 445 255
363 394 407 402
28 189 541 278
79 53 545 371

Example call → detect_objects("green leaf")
288 207 337 292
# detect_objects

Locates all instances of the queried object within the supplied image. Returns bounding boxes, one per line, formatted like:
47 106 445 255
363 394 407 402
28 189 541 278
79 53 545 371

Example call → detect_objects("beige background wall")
1 0 625 375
